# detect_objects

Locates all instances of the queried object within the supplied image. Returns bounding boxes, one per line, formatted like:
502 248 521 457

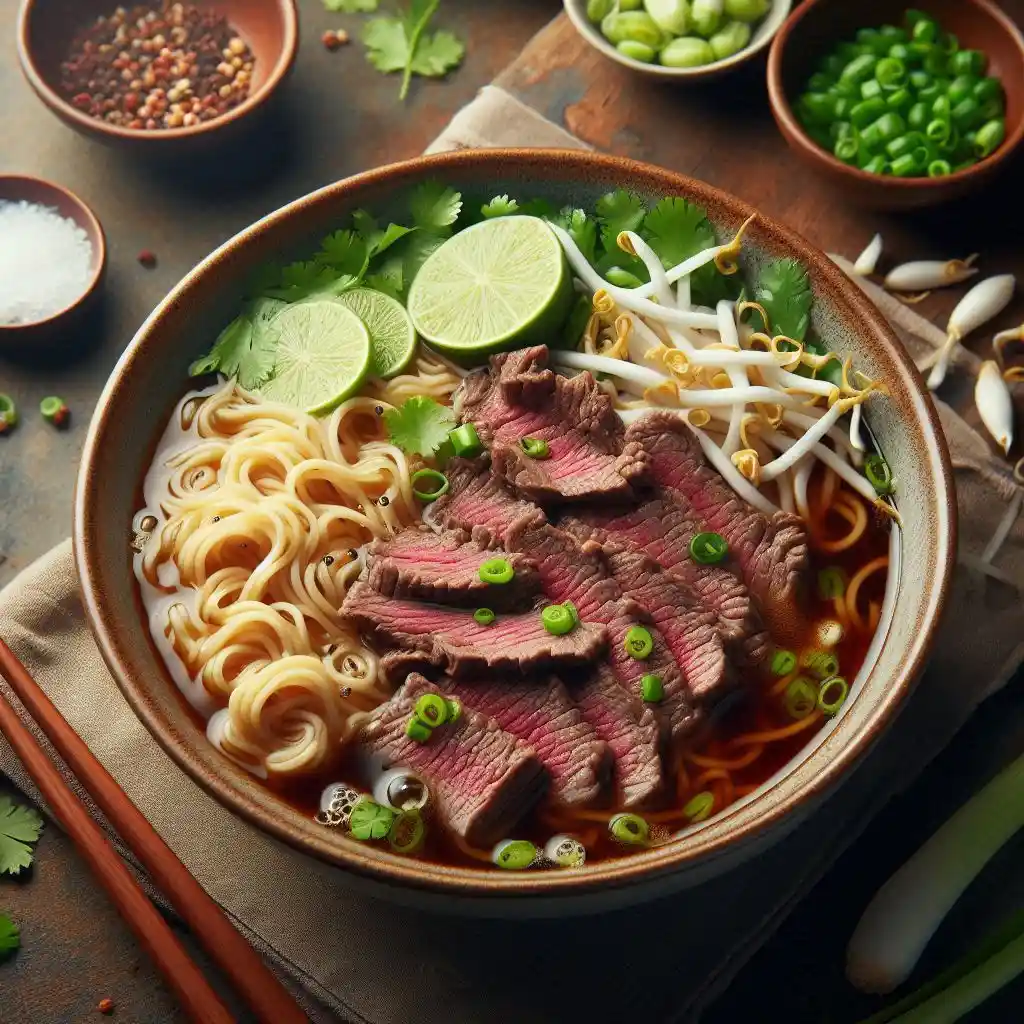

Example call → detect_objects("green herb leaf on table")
409 30 464 77
384 396 456 457
0 797 43 876
323 0 378 11
363 17 409 73
481 195 520 219
754 258 813 341
0 913 19 960
409 181 463 234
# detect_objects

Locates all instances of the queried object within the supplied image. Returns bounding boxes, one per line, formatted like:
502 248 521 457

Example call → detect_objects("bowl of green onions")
767 0 1024 209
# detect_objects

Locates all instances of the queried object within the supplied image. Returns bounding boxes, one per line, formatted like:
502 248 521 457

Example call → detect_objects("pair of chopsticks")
0 636 309 1024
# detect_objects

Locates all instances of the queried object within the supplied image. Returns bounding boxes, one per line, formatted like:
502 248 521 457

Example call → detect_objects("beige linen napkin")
2 86 1023 1024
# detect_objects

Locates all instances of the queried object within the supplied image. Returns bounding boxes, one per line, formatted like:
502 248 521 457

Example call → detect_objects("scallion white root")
846 750 1024 995
853 234 883 277
975 360 1014 454
883 256 978 292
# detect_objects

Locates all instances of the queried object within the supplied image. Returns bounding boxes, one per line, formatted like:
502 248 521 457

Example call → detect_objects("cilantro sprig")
0 913 19 961
750 258 813 341
0 796 43 877
384 396 456 457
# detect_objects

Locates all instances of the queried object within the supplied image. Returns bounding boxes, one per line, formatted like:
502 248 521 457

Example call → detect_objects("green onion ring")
411 468 450 502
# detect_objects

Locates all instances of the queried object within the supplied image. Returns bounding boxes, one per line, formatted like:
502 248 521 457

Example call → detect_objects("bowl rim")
563 0 793 78
74 147 957 899
15 0 299 143
767 0 1024 190
0 172 107 331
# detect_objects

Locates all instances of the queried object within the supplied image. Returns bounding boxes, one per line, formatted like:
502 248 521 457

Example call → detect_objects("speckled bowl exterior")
563 0 793 81
75 149 956 915
768 0 1024 210
0 174 106 348
16 0 298 155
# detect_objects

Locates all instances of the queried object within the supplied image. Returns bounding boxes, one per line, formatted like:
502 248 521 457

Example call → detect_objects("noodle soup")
132 183 897 871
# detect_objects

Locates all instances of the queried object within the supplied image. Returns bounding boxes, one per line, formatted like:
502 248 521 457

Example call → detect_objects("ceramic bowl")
74 149 956 913
563 0 792 81
16 0 297 155
767 0 1024 210
0 174 106 349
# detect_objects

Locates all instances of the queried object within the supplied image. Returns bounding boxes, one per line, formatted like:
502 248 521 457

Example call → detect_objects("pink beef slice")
342 581 606 683
503 517 701 740
365 526 540 609
443 677 611 807
625 412 810 643
570 666 664 807
562 491 770 667
358 674 547 846
459 345 650 504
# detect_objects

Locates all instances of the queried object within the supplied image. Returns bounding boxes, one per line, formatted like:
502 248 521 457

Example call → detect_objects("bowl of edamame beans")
767 0 1024 209
564 0 793 80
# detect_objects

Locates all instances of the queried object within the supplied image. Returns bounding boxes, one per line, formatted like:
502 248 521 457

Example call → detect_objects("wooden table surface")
2 2 1023 1021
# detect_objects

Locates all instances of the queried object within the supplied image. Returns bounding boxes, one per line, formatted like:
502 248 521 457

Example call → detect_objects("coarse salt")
0 200 94 326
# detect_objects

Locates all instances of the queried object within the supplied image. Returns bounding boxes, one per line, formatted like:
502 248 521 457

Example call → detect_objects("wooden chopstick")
0 637 309 1024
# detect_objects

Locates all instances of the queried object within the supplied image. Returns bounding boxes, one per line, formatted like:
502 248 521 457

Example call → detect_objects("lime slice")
258 300 371 416
333 287 417 379
407 216 573 361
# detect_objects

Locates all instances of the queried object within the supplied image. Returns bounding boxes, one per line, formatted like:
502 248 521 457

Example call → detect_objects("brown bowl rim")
15 0 299 143
74 147 957 899
0 173 107 331
767 0 1024 191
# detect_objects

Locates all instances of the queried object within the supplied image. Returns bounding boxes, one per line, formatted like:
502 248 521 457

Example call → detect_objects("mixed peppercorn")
59 3 255 132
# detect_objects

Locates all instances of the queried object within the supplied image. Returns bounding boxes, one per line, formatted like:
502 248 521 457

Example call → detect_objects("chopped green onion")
683 791 715 823
689 531 728 565
492 839 538 869
802 649 841 681
860 78 884 102
946 74 975 105
542 603 576 636
841 53 878 85
473 607 495 626
40 396 69 426
349 799 396 840
925 118 951 144
405 717 433 743
388 810 426 854
448 422 482 458
0 394 17 433
890 152 919 176
950 96 982 130
623 625 654 660
519 436 550 460
835 134 860 164
886 87 913 113
928 158 952 177
818 676 849 716
817 566 848 599
910 16 938 45
479 557 514 585
939 30 958 56
875 57 906 89
861 111 906 149
415 693 450 728
771 649 798 676
861 154 890 174
973 76 1003 105
886 131 926 160
411 468 450 502
444 698 462 723
605 267 645 288
864 453 894 495
641 674 664 703
609 812 650 845
785 677 820 720
851 97 889 128
563 600 580 627
950 48 985 77
907 101 928 130
974 118 1005 158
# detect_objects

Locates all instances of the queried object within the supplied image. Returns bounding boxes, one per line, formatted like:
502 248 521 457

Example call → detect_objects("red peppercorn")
137 249 157 268
97 997 115 1015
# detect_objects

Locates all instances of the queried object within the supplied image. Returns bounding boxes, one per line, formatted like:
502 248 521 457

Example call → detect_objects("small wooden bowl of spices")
0 175 106 351
16 0 298 155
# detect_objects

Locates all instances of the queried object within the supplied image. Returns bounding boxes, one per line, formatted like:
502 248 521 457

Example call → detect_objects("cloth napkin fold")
2 85 1023 1024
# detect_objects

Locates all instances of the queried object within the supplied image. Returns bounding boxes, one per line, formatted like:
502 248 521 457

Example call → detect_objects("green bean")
850 97 888 129
951 49 986 76
710 20 751 61
723 0 769 23
875 56 906 88
600 11 664 48
587 0 616 22
860 78 884 101
974 118 1006 158
841 52 878 84
886 88 913 113
951 96 983 130
947 74 977 106
927 158 952 177
973 77 1003 105
617 40 656 62
659 37 715 68
907 101 929 130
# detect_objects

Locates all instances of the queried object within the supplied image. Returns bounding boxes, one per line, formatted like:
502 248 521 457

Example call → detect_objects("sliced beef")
626 412 810 640
343 581 606 682
431 456 543 544
366 527 539 609
503 518 701 739
596 543 732 707
460 345 650 503
570 667 663 807
358 674 546 845
563 493 770 666
443 677 610 807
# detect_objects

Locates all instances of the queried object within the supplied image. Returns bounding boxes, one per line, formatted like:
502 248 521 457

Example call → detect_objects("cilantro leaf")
481 195 520 219
363 17 408 73
365 254 405 300
324 0 378 11
754 259 813 341
189 299 283 385
409 181 463 233
384 396 456 457
262 260 341 301
352 211 415 258
0 914 19 960
316 230 369 278
410 29 464 77
519 198 555 219
554 207 598 265
237 319 279 390
596 189 647 238
643 197 716 269
403 233 446 291
0 797 43 876
373 223 414 255
189 314 254 378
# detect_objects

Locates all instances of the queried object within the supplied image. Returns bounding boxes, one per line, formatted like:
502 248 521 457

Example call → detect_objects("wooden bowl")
74 149 956 913
0 174 106 348
563 0 792 81
16 0 298 156
767 0 1024 209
